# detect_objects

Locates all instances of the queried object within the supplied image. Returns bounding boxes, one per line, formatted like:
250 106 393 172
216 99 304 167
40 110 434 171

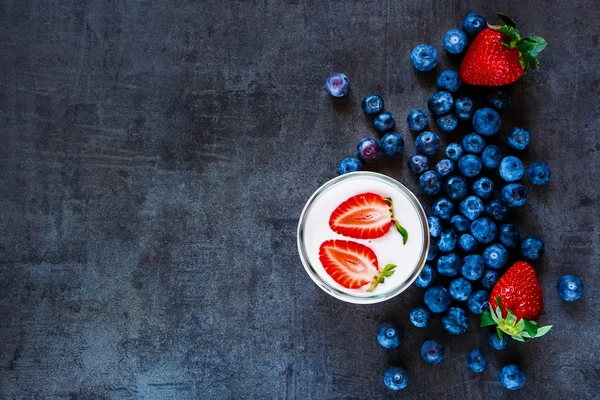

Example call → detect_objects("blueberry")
424 285 451 313
481 269 500 289
356 138 381 164
411 44 438 72
326 73 350 97
428 217 443 238
472 177 494 200
421 340 445 364
443 28 467 54
521 236 545 261
498 224 520 249
436 159 455 177
410 306 431 328
416 131 441 155
419 171 442 195
437 70 461 92
445 143 464 161
380 132 405 158
450 215 470 233
462 254 484 281
407 109 429 132
458 154 482 177
472 108 501 136
462 133 486 154
485 200 508 221
337 158 363 175
436 114 458 133
374 111 396 133
499 156 524 182
428 92 454 115
438 229 457 253
468 290 489 314
449 277 472 301
454 97 474 120
407 154 430 174
444 175 468 201
481 145 502 169
459 196 484 221
483 243 508 269
462 12 486 35
442 307 468 335
427 243 438 262
501 183 527 207
487 88 511 111
466 349 488 373
557 275 584 301
488 332 508 350
384 367 408 391
459 234 478 253
432 197 455 220
470 217 497 244
361 94 384 116
377 322 402 349
507 127 530 150
527 162 551 185
436 253 462 277
499 364 525 390
415 264 436 288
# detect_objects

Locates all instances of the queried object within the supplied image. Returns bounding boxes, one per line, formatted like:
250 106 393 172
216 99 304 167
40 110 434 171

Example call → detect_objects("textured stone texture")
1 1 599 399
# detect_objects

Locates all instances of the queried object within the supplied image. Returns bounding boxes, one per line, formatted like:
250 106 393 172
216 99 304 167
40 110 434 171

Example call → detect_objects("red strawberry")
319 240 396 292
329 192 408 243
481 261 552 342
460 13 547 86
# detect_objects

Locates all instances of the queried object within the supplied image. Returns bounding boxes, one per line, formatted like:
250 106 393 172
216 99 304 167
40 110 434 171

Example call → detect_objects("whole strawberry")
460 13 547 86
481 261 552 342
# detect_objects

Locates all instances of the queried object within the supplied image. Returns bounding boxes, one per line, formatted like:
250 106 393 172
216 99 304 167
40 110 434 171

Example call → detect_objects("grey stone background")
1 0 599 399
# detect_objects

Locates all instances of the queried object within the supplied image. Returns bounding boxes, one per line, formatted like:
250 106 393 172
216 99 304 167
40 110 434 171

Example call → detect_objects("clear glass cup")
297 171 430 304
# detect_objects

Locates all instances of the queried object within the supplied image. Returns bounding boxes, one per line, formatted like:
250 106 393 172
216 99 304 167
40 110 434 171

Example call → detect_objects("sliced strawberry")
329 192 408 243
319 240 396 291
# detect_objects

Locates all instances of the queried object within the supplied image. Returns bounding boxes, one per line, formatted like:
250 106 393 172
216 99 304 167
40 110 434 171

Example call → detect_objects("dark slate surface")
1 1 599 399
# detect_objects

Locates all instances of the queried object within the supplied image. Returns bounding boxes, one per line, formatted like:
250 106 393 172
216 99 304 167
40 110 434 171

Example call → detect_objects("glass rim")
296 171 430 304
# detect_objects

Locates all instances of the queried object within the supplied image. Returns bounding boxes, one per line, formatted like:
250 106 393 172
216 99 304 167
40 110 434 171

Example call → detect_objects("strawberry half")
481 261 552 342
329 192 408 243
460 13 547 86
319 240 396 292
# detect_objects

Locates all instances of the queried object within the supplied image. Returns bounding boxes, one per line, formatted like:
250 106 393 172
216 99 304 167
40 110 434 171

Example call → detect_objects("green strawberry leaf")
381 264 397 277
394 220 408 245
522 53 540 70
490 24 521 43
494 297 503 319
516 39 536 54
512 334 525 342
506 309 518 326
383 197 393 206
496 12 517 28
524 35 548 57
534 325 553 337
524 320 538 337
496 328 504 341
481 310 496 327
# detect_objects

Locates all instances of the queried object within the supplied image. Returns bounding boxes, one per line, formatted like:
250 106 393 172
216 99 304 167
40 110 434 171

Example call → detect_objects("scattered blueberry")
485 200 508 221
446 143 464 161
384 367 409 391
438 229 457 253
436 159 455 177
507 127 530 150
454 97 474 120
380 132 405 158
444 175 468 201
407 109 429 132
462 12 486 36
437 70 461 92
421 340 445 364
488 332 508 350
460 196 485 221
466 349 488 373
361 94 384 116
416 131 441 155
449 277 472 301
326 73 350 97
462 254 484 281
481 269 500 289
450 215 470 233
557 275 584 302
499 156 524 182
374 111 396 133
443 28 467 54
419 171 443 195
462 133 486 154
377 322 402 349
442 307 469 335
520 236 545 261
501 183 527 207
428 91 454 115
436 253 462 277
483 243 508 269
481 145 502 169
458 154 482 177
498 224 520 249
415 264 436 288
472 177 494 200
411 44 438 72
470 217 497 244
428 216 443 238
472 108 501 136
356 138 381 164
468 290 489 314
410 306 431 328
436 114 458 133
427 243 438 262
487 88 511 111
408 154 430 174
432 197 456 220
424 285 451 313
499 364 525 390
337 158 363 175
527 162 551 185
459 234 478 253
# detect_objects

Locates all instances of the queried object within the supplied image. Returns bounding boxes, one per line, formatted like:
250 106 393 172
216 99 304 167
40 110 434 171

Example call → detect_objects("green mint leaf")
394 220 408 245
496 12 517 28
535 325 552 337
481 310 496 327
524 320 538 337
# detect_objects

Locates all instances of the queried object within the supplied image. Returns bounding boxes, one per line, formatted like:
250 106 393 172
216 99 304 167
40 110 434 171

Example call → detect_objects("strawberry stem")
383 197 409 245
480 297 552 342
367 263 397 292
